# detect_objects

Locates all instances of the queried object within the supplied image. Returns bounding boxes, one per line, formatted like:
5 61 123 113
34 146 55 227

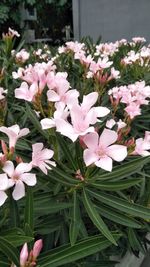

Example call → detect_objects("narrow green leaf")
56 133 77 170
91 157 150 181
26 102 48 138
0 237 19 266
24 187 34 233
38 234 121 267
95 203 141 228
83 189 117 245
87 189 150 219
69 191 81 246
4 235 34 247
128 228 146 254
91 178 142 191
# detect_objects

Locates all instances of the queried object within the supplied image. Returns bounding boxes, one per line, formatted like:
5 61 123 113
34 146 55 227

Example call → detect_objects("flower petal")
99 128 118 147
16 163 32 174
83 149 99 166
95 156 113 172
83 132 99 150
107 145 127 162
12 181 25 200
21 173 37 186
0 173 8 190
0 191 7 206
2 161 14 177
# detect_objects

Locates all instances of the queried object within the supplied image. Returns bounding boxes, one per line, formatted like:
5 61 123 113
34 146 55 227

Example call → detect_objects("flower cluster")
108 81 150 119
0 125 55 206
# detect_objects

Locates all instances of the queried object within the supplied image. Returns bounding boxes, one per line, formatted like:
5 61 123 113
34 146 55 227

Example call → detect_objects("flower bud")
33 239 43 259
20 243 28 267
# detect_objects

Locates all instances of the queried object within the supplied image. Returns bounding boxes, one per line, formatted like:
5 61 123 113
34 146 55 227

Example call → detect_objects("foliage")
0 31 150 267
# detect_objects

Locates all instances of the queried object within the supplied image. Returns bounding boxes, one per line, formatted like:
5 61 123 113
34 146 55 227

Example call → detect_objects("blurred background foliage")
0 0 73 44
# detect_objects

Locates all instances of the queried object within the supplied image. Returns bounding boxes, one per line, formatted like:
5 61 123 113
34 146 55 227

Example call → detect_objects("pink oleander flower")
0 124 29 149
133 132 150 156
83 129 127 171
41 102 69 129
15 81 38 102
31 143 56 174
15 49 30 63
20 243 28 267
47 72 79 107
8 27 20 37
0 87 7 100
125 103 141 119
2 161 36 200
55 92 110 142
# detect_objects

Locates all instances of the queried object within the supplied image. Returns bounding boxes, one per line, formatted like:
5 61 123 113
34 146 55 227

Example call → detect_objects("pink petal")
0 191 7 206
40 149 54 160
21 173 37 186
41 118 56 129
99 128 118 147
0 173 8 190
15 163 32 174
94 106 110 117
55 118 78 142
47 90 60 102
83 132 99 149
95 156 113 172
82 92 98 110
107 145 127 162
32 143 43 153
12 181 25 200
83 149 99 166
19 128 30 138
2 161 14 177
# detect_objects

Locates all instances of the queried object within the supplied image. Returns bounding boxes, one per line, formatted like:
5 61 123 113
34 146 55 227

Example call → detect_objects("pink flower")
41 102 69 129
31 143 56 174
33 239 43 259
83 129 127 171
133 134 150 156
125 103 141 119
0 124 29 149
2 161 36 200
8 27 20 37
20 243 28 267
55 96 109 142
15 82 38 102
15 49 30 63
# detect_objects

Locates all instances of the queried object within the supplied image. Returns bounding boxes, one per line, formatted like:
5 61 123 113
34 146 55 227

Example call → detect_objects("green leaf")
82 189 117 245
56 133 77 170
3 235 34 247
69 191 81 246
38 234 121 267
87 189 150 219
91 178 142 191
24 187 34 233
128 228 146 254
95 203 141 228
26 102 48 139
91 157 150 181
0 237 19 266
34 201 73 216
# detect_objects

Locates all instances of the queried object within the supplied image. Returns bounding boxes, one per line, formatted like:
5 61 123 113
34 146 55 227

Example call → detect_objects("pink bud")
33 239 43 259
20 243 28 266
1 140 7 154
